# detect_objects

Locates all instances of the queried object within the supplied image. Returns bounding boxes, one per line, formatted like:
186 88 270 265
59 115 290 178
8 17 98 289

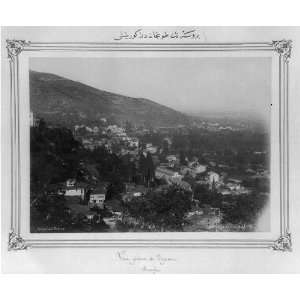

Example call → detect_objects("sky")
30 57 271 124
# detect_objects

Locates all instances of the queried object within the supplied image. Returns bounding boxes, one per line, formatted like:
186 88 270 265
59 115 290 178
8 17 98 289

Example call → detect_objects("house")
47 183 65 196
88 186 106 209
64 180 87 200
166 155 177 163
226 182 241 191
66 178 76 187
181 164 207 178
145 143 157 154
185 207 222 231
166 155 177 167
64 186 85 200
85 212 102 224
122 185 148 202
194 164 207 174
208 171 220 185
129 138 139 148
107 125 125 137
155 166 183 182
195 171 221 189
30 111 39 127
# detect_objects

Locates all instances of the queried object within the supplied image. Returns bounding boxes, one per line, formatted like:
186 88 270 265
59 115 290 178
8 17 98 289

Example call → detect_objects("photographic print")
29 56 271 234
4 36 291 250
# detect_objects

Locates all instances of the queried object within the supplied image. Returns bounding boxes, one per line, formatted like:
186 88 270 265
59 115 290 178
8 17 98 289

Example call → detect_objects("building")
107 125 126 137
181 164 207 178
66 178 76 187
226 182 241 191
88 186 106 209
122 184 148 202
64 186 85 199
30 111 39 127
155 166 183 182
193 164 207 174
166 155 177 167
166 155 177 163
146 145 158 154
208 171 220 185
64 180 87 200
185 207 221 231
128 138 139 148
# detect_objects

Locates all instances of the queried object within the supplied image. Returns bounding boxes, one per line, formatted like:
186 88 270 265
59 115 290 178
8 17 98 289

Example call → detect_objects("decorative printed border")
6 40 292 251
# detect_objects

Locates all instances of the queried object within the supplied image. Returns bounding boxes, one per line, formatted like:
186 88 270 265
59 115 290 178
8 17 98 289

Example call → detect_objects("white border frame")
6 40 292 251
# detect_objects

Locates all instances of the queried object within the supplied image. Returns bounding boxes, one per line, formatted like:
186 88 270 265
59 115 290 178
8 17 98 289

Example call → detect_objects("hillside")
30 70 190 128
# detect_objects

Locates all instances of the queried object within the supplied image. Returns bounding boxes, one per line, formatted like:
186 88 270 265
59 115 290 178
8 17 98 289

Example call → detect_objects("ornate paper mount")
8 230 28 251
271 232 292 252
272 39 292 62
6 39 30 60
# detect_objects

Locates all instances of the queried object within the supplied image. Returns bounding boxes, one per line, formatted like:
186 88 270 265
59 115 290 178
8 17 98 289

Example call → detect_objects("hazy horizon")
30 57 271 125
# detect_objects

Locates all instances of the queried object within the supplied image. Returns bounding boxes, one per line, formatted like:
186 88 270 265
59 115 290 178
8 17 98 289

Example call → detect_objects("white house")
193 164 207 174
64 184 85 200
129 138 139 148
30 111 39 127
66 178 77 187
208 171 220 184
166 155 177 162
155 166 183 182
88 186 106 209
145 143 158 154
206 171 221 190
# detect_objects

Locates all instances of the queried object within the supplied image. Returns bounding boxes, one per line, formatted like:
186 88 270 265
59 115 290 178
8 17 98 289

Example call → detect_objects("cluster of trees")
30 120 159 231
31 119 85 193
30 119 89 231
121 185 193 231
138 152 155 186
221 193 268 226
193 183 268 227
172 128 269 172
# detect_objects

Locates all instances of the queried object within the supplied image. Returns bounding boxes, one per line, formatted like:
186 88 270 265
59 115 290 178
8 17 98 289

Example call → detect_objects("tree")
221 193 268 226
30 120 84 191
31 192 72 232
105 176 125 201
122 184 192 231
125 120 133 133
145 152 155 185
138 152 155 186
162 139 169 154
179 151 187 166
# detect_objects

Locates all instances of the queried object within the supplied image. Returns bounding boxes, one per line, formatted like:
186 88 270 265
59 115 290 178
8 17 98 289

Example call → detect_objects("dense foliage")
122 185 193 231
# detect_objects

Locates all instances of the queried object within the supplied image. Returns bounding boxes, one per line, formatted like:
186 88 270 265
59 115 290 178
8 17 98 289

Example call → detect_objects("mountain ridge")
30 70 190 128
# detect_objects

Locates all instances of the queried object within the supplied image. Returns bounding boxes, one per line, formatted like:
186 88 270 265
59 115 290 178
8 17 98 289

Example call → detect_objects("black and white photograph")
2 25 300 276
29 56 271 233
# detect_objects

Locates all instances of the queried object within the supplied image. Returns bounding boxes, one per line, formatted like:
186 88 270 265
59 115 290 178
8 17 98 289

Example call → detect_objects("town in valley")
30 70 270 233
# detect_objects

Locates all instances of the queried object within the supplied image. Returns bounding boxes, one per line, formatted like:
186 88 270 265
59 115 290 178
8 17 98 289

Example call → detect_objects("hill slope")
30 70 190 128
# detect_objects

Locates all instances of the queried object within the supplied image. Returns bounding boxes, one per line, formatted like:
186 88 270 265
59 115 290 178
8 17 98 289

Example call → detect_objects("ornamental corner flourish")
8 230 29 251
272 39 292 62
6 39 31 60
271 232 292 252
